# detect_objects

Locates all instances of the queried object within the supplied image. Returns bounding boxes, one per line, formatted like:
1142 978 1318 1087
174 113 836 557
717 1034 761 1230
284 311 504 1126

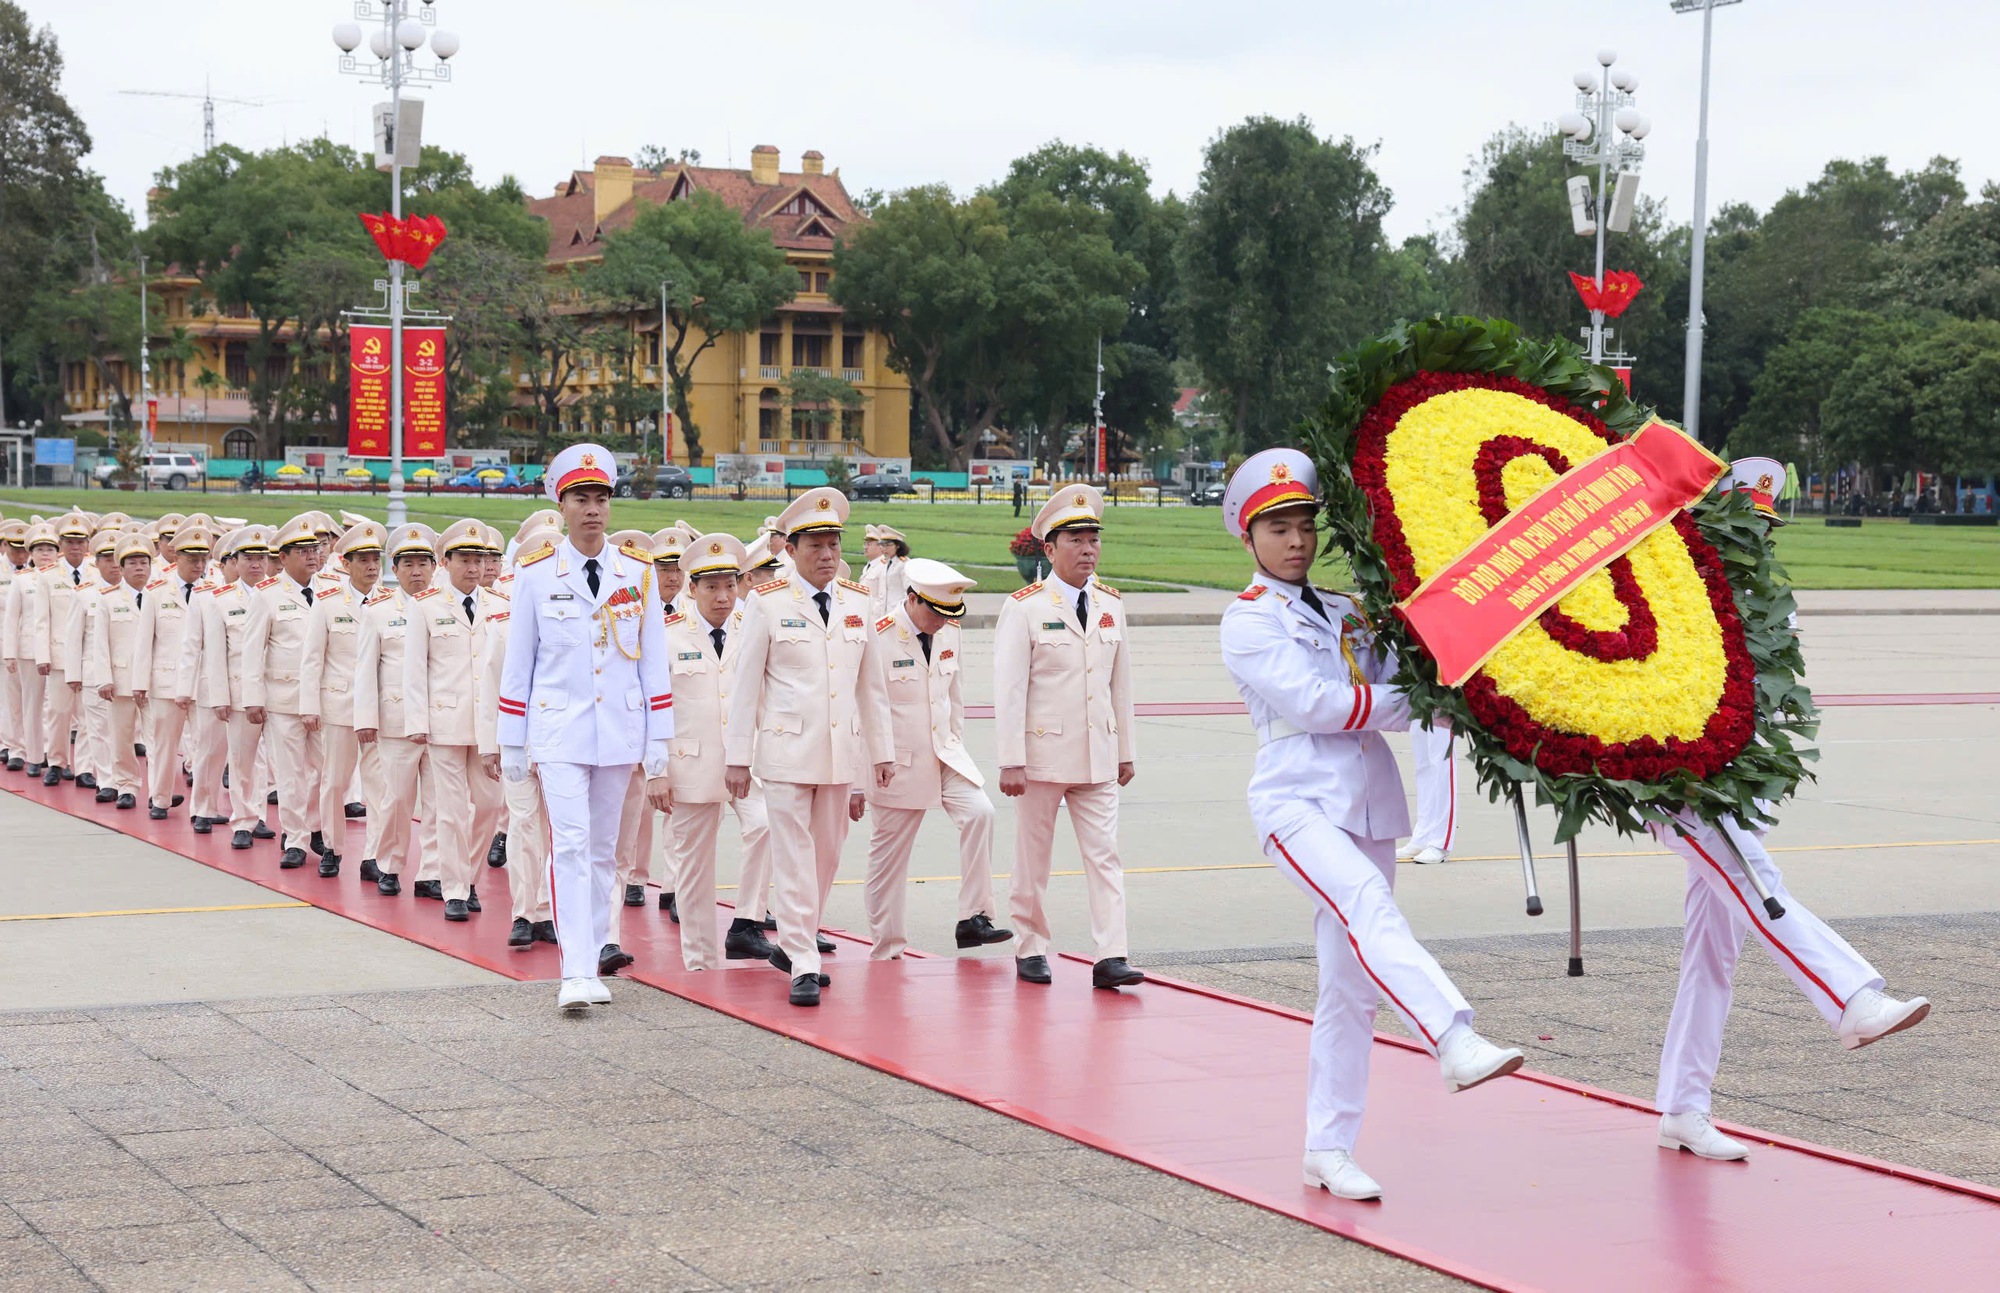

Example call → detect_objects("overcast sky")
25 0 2000 243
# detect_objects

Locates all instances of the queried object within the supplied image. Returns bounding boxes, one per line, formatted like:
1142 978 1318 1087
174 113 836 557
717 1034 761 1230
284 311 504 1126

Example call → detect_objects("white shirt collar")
1044 569 1087 604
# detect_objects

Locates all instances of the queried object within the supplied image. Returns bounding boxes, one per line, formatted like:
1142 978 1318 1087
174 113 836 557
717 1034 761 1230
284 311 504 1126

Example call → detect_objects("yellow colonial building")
523 147 911 466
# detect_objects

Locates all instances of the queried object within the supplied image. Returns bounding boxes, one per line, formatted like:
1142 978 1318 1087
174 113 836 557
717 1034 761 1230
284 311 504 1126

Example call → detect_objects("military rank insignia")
844 614 864 629
1099 612 1115 629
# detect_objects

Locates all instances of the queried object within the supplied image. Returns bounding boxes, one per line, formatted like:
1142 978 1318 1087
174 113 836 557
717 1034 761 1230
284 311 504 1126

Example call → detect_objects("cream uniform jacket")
298 578 367 727
862 605 980 810
24 559 89 668
992 576 1136 785
404 584 508 748
59 566 113 680
474 597 514 758
242 575 315 714
83 582 144 695
131 572 199 699
0 563 19 662
172 578 217 704
662 603 746 804
1218 579 1411 842
352 588 418 738
196 581 255 708
725 572 891 785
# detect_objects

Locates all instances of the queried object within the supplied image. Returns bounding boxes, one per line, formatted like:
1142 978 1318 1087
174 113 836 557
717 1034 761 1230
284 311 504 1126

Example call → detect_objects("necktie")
182 581 193 604
814 590 830 625
1075 590 1088 630
1299 584 1329 623
710 626 726 658
302 585 314 606
585 557 600 598
917 631 932 662
71 567 79 586
135 591 143 610
462 594 475 625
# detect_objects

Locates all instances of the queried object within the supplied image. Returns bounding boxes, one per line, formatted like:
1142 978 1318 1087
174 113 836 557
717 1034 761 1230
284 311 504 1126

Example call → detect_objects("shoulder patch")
486 588 510 601
145 577 167 591
365 592 393 606
838 578 869 595
874 614 897 633
413 587 440 600
1238 584 1268 601
210 584 232 596
663 612 685 627
1011 582 1043 601
619 542 652 563
487 611 509 623
256 576 279 590
1095 582 1120 599
517 543 555 567
753 578 789 595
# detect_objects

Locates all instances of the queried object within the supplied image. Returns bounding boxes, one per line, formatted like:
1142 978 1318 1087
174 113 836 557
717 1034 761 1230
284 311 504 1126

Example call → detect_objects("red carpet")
8 769 1999 1292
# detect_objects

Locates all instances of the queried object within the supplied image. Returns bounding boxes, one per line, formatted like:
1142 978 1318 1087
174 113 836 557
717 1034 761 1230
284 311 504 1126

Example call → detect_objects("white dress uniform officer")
175 529 232 834
82 531 154 809
483 519 559 951
65 528 121 798
993 485 1143 991
132 525 208 819
862 525 909 621
26 512 96 783
860 559 1012 960
299 522 383 875
1652 459 1930 1162
724 487 893 1008
354 524 438 895
497 445 675 1012
0 518 30 769
201 526 276 850
1218 449 1525 1202
243 517 328 870
642 527 690 919
1397 719 1456 865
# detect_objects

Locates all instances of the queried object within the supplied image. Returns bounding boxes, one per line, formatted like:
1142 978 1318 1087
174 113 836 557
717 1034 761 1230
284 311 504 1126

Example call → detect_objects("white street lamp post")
1559 50 1649 365
138 252 152 481
332 2 459 528
1672 0 1744 441
660 279 674 465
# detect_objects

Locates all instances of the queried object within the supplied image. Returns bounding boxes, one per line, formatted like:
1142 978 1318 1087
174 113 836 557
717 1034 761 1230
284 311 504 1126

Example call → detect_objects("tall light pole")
1672 0 1743 441
1558 50 1649 365
332 2 459 528
1092 336 1105 480
138 252 152 483
659 279 674 465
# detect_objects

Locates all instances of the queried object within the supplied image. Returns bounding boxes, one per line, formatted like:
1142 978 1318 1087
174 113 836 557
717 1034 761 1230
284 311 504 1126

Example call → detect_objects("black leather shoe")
599 943 633 975
725 921 775 960
412 880 442 900
465 887 481 913
508 917 533 947
757 912 778 932
251 822 275 840
170 794 184 807
266 790 278 805
58 765 74 780
789 974 821 1007
6 757 22 772
444 898 469 922
1092 957 1145 990
134 744 145 758
317 852 340 878
815 933 837 955
149 806 168 820
344 801 366 818
486 832 506 867
115 793 136 810
279 847 307 869
358 858 380 883
231 830 253 850
76 773 97 789
221 766 229 788
23 762 44 777
1016 955 1053 984
765 947 829 985
308 831 326 856
42 766 60 787
191 817 213 835
956 914 1014 948
624 884 645 908
531 920 557 944
376 873 401 896
95 787 118 803
659 891 678 922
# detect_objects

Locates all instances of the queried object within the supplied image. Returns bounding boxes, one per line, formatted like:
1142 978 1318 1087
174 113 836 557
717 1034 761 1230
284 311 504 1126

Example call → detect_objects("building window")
841 409 864 444
813 272 831 293
791 333 827 369
797 269 813 293
841 334 863 370
223 428 258 460
792 410 829 442
224 342 249 389
760 332 782 366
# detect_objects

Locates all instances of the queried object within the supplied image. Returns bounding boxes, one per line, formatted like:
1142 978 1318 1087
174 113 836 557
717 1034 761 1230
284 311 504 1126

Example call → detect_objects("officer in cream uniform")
27 511 96 783
201 526 276 850
860 559 1012 960
354 524 438 895
1218 448 1525 1202
482 519 559 950
497 445 675 1012
299 523 383 874
81 531 154 809
132 525 208 819
0 518 33 770
243 517 327 870
992 484 1142 991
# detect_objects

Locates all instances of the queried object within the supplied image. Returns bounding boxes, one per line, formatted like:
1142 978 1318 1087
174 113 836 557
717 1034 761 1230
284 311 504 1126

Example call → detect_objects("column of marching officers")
0 471 1139 1012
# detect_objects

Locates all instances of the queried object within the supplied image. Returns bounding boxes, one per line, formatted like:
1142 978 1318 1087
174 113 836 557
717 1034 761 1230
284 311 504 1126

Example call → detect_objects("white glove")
643 739 670 779
500 746 530 783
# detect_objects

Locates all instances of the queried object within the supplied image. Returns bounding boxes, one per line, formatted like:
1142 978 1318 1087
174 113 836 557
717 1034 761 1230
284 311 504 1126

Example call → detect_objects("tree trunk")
1234 386 1250 448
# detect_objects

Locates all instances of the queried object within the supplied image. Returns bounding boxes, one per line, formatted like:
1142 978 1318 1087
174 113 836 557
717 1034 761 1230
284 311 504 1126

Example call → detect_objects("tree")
1823 318 2000 508
781 367 866 453
1881 180 2000 321
1731 307 1904 468
1174 116 1397 450
634 145 701 172
584 189 797 464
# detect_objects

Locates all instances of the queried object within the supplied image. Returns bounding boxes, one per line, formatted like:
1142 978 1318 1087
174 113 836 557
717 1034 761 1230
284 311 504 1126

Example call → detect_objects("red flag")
403 213 448 270
1568 271 1602 312
1598 270 1645 319
358 211 397 261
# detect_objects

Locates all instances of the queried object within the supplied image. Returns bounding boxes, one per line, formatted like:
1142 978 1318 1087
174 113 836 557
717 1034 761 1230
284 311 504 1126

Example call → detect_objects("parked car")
1190 481 1227 506
449 466 522 489
93 451 207 490
613 464 695 499
849 474 919 501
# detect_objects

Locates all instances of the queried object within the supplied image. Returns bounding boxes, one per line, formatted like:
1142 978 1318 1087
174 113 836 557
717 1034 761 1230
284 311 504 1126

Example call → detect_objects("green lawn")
5 487 1997 591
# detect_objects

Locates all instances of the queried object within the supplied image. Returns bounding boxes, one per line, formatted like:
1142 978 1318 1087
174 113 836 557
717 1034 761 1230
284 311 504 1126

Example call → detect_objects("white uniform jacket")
352 588 419 738
992 576 1134 785
172 578 217 704
663 604 746 804
404 584 508 748
724 572 890 785
83 582 143 695
242 575 314 714
196 580 254 709
862 605 980 810
1219 577 1412 842
298 577 368 727
496 538 673 766
132 574 198 700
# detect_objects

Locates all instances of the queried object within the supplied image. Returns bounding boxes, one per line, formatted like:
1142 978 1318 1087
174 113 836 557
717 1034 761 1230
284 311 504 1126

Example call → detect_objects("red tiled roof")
526 160 866 265
1173 387 1204 415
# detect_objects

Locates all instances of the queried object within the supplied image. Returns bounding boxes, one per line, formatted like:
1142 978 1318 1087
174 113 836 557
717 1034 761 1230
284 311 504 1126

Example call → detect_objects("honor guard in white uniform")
81 531 153 809
993 485 1143 991
861 525 909 621
176 529 233 834
300 522 383 876
725 487 893 1007
859 559 1012 960
497 445 675 1012
503 509 562 566
243 517 327 869
1397 719 1457 865
662 533 777 970
201 526 276 849
483 519 559 950
133 525 208 819
0 518 29 769
1219 449 1525 1201
1651 460 1930 1162
354 524 438 895
608 527 668 943
8 523 57 776
27 512 96 783
405 519 510 923
67 528 124 797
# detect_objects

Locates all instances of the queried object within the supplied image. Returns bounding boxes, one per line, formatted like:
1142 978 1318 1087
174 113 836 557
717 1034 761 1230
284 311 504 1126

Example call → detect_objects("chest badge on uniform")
1099 612 1115 629
844 614 863 629
939 648 955 661
1042 621 1067 631
892 658 916 669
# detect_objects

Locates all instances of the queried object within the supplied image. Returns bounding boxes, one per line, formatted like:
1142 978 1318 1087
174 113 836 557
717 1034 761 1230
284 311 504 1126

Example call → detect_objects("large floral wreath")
1303 316 1817 838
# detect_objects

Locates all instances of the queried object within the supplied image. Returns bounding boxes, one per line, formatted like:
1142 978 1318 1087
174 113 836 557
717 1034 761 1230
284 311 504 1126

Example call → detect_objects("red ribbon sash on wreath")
1396 419 1726 686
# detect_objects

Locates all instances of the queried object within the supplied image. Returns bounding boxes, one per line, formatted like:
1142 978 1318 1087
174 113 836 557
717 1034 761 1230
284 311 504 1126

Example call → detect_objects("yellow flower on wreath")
1381 387 1728 744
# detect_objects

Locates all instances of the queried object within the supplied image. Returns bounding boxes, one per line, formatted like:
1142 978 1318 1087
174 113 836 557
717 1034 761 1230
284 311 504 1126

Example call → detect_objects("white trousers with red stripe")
1654 816 1883 1116
1406 719 1456 853
540 761 633 980
1266 811 1472 1153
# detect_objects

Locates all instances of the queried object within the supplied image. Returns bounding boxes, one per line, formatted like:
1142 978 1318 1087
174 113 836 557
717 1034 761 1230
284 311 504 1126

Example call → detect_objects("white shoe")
1659 1111 1749 1161
1410 847 1447 866
583 977 612 1006
1303 1149 1382 1200
1437 1023 1524 1092
558 978 594 1012
1394 841 1421 861
1837 987 1929 1051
